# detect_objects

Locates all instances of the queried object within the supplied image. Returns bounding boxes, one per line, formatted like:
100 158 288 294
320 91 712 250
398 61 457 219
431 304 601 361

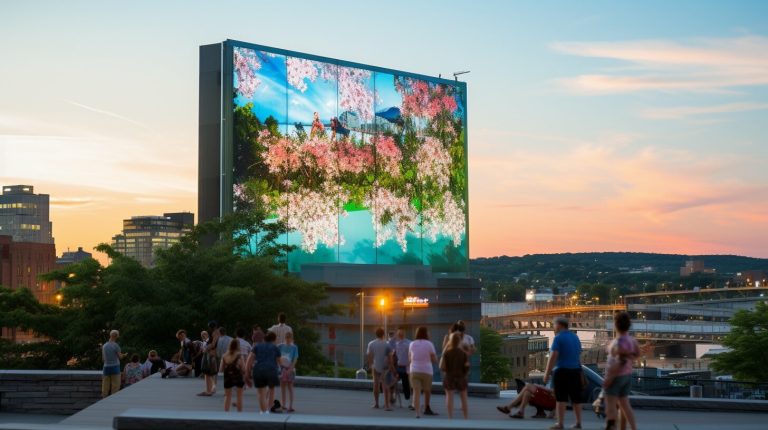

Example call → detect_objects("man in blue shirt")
543 317 583 430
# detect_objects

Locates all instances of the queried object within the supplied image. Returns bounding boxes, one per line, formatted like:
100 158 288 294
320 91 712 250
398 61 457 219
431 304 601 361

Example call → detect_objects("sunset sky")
1 0 767 263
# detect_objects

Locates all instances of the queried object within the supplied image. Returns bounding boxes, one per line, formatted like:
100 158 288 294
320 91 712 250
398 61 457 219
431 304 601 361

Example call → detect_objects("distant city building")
501 334 549 380
735 270 767 287
0 185 53 244
680 259 715 277
0 235 57 342
110 212 194 267
56 247 93 266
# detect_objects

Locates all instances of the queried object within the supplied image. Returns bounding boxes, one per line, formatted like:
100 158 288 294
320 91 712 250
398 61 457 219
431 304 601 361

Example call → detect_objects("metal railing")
630 376 768 400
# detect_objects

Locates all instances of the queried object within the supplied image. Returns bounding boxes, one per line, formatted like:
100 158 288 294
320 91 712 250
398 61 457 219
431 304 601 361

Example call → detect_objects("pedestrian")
246 330 281 414
123 353 142 387
216 327 234 360
192 334 206 377
251 325 265 345
236 327 252 360
220 338 246 412
409 326 438 418
393 328 412 409
268 313 293 345
603 311 640 430
456 320 476 356
176 329 192 365
101 329 126 398
367 327 394 411
441 323 461 351
279 331 299 413
198 321 220 396
543 316 583 430
440 332 469 419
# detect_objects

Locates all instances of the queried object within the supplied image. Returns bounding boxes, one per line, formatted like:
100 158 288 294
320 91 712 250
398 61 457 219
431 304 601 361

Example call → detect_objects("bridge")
482 287 768 344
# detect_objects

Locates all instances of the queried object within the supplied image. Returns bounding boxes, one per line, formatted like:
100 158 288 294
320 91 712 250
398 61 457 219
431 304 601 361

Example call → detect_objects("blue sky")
1 0 766 259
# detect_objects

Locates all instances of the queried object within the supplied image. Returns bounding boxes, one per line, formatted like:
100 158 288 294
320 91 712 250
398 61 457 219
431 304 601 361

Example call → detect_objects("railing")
631 376 768 400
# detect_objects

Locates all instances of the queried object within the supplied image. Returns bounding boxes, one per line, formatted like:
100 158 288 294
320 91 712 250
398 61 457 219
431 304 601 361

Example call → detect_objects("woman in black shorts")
246 331 281 414
220 338 245 412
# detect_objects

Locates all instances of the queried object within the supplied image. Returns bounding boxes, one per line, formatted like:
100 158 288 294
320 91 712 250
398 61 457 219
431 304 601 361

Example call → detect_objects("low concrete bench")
114 408 518 430
294 376 499 398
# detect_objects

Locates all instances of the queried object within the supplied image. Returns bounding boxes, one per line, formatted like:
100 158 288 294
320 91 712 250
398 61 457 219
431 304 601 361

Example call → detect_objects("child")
220 338 246 412
123 354 142 387
279 331 299 412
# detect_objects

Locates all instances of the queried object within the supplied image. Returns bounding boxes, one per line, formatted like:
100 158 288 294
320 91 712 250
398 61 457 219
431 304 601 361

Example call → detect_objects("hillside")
470 252 768 286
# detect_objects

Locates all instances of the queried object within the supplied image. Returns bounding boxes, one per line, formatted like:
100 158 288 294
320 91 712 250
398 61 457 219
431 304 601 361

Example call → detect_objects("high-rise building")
111 212 194 267
0 185 53 244
56 247 93 266
0 235 57 342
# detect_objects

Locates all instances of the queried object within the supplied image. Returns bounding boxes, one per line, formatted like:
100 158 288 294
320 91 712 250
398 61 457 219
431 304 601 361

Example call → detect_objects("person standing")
101 329 126 398
176 329 192 365
251 325 265 345
269 313 293 345
236 327 252 360
409 326 438 418
456 320 476 356
543 316 583 430
394 328 412 409
220 338 246 412
440 332 469 419
603 312 640 430
278 331 299 413
246 331 282 414
216 327 234 360
367 327 394 411
198 321 220 396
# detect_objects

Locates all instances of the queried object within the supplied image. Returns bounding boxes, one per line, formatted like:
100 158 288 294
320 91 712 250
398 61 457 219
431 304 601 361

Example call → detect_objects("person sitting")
141 350 166 377
496 379 556 419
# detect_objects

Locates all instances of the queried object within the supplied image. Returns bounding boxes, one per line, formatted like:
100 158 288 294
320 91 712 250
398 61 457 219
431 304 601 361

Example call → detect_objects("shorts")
280 368 296 383
253 367 279 388
553 368 583 403
224 377 245 389
604 374 631 397
442 374 468 391
409 372 432 392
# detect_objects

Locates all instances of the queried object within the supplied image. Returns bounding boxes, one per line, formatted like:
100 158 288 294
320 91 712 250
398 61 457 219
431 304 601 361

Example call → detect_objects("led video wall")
228 42 468 273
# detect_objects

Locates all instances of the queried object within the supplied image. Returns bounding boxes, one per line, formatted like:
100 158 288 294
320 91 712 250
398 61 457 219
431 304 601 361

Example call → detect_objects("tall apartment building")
0 235 57 341
0 185 53 244
111 212 194 267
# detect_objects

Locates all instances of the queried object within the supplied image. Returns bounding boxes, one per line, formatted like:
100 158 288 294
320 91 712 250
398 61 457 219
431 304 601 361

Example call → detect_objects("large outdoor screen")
228 42 468 273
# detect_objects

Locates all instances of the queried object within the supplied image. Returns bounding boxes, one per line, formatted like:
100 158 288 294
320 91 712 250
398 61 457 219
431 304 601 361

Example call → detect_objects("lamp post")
356 291 366 379
379 298 387 335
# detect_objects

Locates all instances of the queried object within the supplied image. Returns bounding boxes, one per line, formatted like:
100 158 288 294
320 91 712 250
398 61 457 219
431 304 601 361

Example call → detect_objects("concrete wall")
0 370 102 415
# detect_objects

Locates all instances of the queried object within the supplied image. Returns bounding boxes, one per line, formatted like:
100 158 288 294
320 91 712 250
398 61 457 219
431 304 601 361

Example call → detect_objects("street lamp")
379 298 387 335
356 291 366 379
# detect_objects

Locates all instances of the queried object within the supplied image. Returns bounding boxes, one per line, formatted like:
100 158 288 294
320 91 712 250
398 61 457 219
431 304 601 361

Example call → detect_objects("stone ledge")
114 409 522 430
631 395 768 413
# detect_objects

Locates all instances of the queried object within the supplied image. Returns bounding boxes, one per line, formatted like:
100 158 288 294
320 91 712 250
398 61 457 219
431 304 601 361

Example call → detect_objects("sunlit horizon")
1 1 767 264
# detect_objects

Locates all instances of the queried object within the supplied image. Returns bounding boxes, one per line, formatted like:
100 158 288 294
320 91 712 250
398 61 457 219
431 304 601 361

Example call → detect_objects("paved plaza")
1 374 766 429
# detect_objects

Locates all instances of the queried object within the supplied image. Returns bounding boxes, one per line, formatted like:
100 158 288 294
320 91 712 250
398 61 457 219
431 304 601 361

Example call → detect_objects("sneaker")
423 408 437 416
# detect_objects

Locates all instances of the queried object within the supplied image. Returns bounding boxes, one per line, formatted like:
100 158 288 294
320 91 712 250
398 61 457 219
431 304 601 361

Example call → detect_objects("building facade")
0 185 53 244
56 247 93 266
111 212 193 267
0 235 57 342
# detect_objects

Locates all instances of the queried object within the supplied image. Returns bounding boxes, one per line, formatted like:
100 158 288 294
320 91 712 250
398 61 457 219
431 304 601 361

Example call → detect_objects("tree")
711 302 768 382
479 325 512 384
3 209 339 373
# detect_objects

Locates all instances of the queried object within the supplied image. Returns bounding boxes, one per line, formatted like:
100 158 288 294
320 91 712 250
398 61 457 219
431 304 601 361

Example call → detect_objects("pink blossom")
374 135 402 177
413 137 451 188
364 186 418 251
423 191 466 247
397 78 458 120
233 47 262 99
286 57 318 93
275 183 347 253
319 64 373 121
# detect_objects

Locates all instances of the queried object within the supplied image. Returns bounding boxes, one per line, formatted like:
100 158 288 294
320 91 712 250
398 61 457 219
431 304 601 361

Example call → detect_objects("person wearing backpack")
220 338 246 412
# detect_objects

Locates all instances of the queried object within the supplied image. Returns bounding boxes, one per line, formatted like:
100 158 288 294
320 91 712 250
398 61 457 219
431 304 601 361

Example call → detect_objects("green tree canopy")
3 209 338 373
479 325 512 384
711 302 768 382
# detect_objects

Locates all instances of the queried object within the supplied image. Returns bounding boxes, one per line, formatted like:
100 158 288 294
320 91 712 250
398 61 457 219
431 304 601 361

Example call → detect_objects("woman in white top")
408 326 438 418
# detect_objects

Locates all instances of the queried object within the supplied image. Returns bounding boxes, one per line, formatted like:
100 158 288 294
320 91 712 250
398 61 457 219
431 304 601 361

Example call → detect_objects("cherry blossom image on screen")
231 45 468 273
